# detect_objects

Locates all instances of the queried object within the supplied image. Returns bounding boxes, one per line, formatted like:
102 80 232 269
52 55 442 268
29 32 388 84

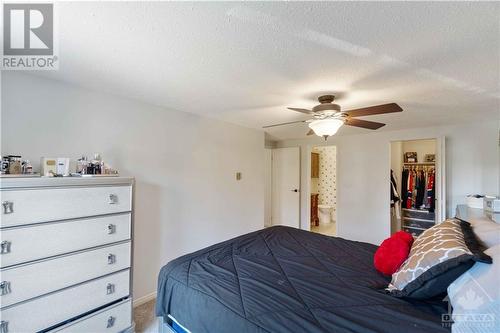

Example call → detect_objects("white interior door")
271 147 300 228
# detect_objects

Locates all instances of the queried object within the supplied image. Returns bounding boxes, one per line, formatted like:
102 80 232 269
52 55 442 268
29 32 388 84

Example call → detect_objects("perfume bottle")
76 156 88 174
22 160 33 174
92 153 102 174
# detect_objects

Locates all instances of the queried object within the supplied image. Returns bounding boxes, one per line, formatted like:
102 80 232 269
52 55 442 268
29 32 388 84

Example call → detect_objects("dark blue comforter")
156 226 449 333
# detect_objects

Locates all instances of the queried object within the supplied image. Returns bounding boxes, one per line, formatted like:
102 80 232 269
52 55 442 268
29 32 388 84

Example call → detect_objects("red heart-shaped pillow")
374 231 414 276
392 230 414 246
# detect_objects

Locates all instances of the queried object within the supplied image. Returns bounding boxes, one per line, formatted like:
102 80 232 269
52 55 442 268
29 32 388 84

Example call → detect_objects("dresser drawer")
0 185 132 228
0 214 131 268
402 208 435 221
0 269 130 333
403 217 435 230
50 299 132 333
0 242 131 308
402 226 425 237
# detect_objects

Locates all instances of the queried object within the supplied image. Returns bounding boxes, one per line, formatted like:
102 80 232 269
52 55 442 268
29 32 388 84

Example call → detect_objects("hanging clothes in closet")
415 170 426 208
401 168 409 209
402 166 435 211
426 168 435 212
390 170 401 219
406 170 414 209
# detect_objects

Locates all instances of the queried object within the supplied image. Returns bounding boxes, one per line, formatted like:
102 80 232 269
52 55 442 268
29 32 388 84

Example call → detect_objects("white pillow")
448 244 500 333
468 217 500 248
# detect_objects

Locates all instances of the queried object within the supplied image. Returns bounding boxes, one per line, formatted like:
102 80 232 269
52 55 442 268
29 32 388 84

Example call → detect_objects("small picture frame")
404 152 418 163
424 154 436 163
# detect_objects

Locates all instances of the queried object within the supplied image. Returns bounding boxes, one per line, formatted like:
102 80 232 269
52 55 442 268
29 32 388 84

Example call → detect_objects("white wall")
1 72 265 301
277 121 499 245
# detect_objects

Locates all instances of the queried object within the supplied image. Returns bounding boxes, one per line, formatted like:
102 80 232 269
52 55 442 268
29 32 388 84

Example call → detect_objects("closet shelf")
403 162 435 165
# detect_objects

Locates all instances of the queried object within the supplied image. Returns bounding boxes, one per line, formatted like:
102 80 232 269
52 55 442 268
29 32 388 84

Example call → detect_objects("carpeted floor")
134 299 159 333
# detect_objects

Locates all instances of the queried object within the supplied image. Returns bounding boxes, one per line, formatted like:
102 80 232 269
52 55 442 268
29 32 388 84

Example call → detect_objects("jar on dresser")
0 176 134 333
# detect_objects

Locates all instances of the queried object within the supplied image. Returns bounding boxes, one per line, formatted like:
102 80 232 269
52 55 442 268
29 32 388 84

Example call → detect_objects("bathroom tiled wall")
312 146 336 219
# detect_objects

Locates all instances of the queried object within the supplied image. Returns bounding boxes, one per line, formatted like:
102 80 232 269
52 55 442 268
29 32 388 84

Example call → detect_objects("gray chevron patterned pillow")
387 218 490 299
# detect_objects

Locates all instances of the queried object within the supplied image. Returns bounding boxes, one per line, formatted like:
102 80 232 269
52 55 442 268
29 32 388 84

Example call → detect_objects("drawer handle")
107 315 116 328
106 283 115 295
0 281 11 296
108 254 116 265
0 321 8 333
107 224 116 234
109 194 118 204
2 201 13 214
0 241 11 254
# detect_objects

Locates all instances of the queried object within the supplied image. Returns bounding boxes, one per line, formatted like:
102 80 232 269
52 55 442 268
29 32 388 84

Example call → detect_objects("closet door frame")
435 136 446 223
390 136 447 227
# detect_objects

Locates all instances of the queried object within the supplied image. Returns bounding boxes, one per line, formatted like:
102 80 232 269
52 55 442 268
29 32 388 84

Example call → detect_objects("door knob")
291 189 299 192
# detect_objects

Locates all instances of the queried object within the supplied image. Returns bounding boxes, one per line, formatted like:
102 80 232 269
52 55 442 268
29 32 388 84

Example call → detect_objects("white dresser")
0 177 134 333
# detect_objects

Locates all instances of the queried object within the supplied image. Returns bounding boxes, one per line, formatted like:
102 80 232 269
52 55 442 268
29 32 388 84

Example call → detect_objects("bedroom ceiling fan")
263 95 403 139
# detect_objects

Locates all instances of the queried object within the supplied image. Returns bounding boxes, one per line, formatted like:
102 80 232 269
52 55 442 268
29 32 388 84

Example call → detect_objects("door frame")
389 136 447 230
436 136 446 222
264 148 273 228
304 145 312 231
303 144 338 232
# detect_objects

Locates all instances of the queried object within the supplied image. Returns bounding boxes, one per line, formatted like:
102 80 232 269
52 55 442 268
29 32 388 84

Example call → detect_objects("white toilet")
318 205 333 225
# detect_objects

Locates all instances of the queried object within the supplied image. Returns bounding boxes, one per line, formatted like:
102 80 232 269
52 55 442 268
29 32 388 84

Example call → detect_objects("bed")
156 226 450 333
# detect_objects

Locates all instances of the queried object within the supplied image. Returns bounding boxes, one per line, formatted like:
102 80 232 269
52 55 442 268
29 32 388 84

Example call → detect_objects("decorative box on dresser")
0 176 134 333
455 204 500 224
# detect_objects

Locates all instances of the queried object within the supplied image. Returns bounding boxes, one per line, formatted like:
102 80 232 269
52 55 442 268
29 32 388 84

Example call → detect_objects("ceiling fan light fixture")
308 119 344 137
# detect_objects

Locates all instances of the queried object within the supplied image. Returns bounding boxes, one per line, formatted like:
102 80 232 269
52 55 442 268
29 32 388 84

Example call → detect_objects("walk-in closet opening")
310 145 337 236
390 138 446 237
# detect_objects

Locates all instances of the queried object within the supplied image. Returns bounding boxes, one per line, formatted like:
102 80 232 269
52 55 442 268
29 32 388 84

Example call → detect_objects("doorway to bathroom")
310 145 337 236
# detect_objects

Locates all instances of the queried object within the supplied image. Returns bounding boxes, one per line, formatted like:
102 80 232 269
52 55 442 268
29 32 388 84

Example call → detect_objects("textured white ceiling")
33 1 499 140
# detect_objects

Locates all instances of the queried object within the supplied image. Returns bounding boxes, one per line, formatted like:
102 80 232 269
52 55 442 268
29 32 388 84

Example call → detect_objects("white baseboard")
133 291 156 308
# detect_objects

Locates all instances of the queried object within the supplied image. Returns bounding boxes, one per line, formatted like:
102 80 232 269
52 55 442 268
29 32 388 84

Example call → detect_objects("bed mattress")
156 226 450 333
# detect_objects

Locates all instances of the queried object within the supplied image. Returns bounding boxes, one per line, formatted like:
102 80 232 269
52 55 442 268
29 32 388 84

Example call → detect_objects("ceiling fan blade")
262 120 307 128
345 118 386 130
287 107 313 114
344 103 402 118
306 129 314 136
